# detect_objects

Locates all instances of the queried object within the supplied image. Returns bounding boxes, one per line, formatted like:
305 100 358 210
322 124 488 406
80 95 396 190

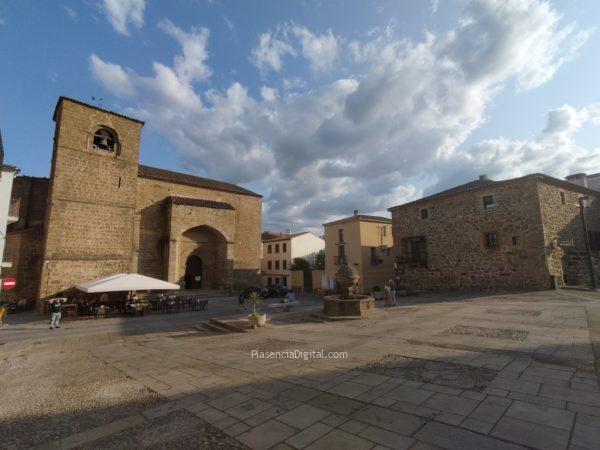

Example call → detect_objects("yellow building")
323 211 394 294
261 231 324 288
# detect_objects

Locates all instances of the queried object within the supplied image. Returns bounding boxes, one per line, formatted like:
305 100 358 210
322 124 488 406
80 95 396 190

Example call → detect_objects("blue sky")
1 0 599 231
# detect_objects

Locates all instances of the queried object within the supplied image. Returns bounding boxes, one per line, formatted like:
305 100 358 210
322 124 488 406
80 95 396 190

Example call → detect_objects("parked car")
265 284 288 298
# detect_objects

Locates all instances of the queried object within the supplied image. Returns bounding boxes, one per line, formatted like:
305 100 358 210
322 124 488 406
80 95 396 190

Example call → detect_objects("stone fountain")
323 259 374 317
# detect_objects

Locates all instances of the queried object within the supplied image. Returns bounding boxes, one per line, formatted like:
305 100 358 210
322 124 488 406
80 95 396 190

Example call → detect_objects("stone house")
566 172 600 191
323 211 394 294
260 231 324 288
0 131 20 287
5 97 262 309
388 174 600 293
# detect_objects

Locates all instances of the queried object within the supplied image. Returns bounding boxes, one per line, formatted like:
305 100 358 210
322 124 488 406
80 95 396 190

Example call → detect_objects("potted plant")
247 291 266 328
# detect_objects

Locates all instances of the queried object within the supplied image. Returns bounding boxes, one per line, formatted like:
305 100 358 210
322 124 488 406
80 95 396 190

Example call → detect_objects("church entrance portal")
179 225 228 289
184 255 203 289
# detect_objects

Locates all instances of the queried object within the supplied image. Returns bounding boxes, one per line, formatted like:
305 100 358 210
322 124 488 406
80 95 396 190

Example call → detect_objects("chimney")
353 209 359 216
479 174 488 181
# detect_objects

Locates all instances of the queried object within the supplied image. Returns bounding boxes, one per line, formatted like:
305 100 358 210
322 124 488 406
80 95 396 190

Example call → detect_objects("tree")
291 257 312 289
313 249 325 270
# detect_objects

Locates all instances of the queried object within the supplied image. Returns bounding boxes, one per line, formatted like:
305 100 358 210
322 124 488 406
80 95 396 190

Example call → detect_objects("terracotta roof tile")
168 196 235 210
139 165 262 198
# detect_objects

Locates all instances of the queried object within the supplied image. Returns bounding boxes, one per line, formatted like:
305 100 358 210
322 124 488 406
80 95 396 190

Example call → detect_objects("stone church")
5 97 262 307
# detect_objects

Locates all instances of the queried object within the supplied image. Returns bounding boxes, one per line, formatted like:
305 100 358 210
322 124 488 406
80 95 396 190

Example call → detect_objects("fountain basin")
323 295 374 317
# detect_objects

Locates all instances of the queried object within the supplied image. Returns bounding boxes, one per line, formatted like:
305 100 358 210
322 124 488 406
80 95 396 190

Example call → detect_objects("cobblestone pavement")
2 289 600 449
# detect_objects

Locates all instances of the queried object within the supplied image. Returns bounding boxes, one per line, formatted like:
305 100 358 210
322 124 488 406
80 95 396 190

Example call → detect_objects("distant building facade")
261 231 324 287
0 131 20 288
323 211 394 294
5 97 262 308
566 173 600 191
389 174 600 293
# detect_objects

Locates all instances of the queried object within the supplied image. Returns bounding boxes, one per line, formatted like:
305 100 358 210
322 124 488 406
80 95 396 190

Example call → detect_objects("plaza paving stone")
3 290 600 449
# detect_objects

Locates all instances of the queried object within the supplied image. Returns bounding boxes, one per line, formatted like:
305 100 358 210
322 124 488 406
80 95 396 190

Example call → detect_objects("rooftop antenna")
92 96 103 108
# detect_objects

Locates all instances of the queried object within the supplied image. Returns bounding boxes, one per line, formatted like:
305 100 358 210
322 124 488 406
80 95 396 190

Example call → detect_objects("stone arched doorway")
184 255 203 289
179 225 228 289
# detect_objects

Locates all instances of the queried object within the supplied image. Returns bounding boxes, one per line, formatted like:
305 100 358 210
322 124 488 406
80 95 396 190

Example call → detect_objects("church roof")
139 165 262 198
168 196 235 210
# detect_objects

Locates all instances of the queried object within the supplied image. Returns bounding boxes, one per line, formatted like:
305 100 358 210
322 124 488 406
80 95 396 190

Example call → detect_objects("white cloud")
282 77 306 91
90 54 136 97
450 103 600 184
64 5 78 19
91 0 593 231
290 25 340 73
158 19 211 83
103 0 145 35
223 15 234 32
251 32 295 73
260 86 278 102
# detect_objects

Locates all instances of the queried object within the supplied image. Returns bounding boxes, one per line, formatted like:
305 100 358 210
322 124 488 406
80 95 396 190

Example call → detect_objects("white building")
0 131 20 285
566 173 600 191
261 231 324 287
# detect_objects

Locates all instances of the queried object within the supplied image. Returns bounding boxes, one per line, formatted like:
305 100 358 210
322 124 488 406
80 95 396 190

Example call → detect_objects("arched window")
93 128 118 152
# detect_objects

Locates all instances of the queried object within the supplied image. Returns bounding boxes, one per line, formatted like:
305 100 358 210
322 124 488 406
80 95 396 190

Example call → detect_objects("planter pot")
248 313 267 328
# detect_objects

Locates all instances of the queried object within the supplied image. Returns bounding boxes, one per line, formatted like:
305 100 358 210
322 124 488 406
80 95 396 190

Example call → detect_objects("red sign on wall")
1 277 16 290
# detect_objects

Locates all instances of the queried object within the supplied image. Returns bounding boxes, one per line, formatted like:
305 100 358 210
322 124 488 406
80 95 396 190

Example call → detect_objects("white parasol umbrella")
76 273 180 293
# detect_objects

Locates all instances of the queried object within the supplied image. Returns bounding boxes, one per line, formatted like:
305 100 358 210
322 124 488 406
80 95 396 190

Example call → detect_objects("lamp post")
578 196 597 290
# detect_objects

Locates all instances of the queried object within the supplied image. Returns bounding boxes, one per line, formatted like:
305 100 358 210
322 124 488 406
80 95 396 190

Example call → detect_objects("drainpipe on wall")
578 196 597 290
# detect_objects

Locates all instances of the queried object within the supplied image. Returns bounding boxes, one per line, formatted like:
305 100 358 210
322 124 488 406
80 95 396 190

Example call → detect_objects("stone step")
208 318 248 333
197 322 229 333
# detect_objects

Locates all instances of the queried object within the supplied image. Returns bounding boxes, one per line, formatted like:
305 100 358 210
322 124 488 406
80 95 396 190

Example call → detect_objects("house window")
560 192 566 205
268 260 272 270
483 195 495 209
282 277 288 286
268 277 272 285
93 128 117 152
402 236 427 267
512 236 521 246
268 244 272 254
283 243 287 252
421 208 428 219
275 244 280 253
275 277 280 284
382 226 387 236
485 232 499 248
275 260 280 269
338 228 344 243
283 260 287 270
370 247 381 265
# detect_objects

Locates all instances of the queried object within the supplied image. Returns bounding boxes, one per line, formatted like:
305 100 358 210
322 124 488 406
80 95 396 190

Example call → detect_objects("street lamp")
578 195 597 290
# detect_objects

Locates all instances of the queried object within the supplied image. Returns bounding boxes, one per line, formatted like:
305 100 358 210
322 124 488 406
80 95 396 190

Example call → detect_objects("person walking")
388 279 397 306
49 294 66 329
383 281 393 307
0 302 8 327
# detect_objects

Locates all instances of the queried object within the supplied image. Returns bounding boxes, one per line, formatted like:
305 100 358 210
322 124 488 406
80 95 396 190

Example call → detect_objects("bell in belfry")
97 136 109 149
